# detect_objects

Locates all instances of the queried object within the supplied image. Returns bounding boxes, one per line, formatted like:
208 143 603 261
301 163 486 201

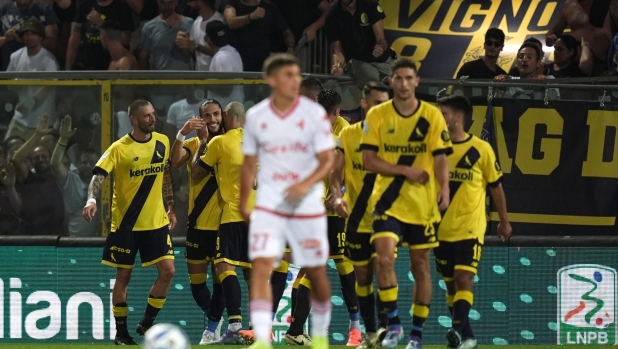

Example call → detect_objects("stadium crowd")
0 0 614 238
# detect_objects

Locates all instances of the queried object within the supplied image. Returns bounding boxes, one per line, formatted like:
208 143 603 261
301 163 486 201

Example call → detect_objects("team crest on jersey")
441 130 451 143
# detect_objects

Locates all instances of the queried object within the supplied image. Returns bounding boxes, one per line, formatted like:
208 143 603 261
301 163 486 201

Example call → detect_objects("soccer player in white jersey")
240 53 335 349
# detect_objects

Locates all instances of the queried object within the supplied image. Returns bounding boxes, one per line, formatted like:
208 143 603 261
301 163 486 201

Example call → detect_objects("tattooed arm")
163 161 177 230
82 174 105 221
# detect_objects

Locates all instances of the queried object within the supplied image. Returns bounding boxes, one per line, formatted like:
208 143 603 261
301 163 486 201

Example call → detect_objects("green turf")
0 345 602 349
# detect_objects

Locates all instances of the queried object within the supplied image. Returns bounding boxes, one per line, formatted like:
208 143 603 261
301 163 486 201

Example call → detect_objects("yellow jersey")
360 100 453 225
326 116 351 217
94 132 170 232
439 134 502 244
183 137 224 231
337 122 375 233
199 128 249 224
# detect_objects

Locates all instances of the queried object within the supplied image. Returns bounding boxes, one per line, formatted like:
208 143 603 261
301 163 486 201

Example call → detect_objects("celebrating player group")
82 54 512 349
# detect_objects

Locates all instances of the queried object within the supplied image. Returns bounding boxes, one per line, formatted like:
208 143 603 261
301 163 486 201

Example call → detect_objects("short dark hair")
300 78 323 94
390 58 417 77
485 27 505 43
199 99 222 117
518 42 542 61
524 37 542 49
437 95 472 121
263 53 300 76
317 89 342 115
362 81 389 99
557 34 579 60
128 99 152 117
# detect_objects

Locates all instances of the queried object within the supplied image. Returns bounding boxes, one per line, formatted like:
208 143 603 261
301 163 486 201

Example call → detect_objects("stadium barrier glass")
0 236 615 345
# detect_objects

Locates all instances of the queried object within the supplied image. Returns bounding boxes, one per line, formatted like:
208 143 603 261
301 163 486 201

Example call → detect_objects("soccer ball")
143 323 191 349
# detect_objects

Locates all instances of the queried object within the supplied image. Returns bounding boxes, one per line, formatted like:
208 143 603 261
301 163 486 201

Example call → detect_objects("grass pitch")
0 345 603 349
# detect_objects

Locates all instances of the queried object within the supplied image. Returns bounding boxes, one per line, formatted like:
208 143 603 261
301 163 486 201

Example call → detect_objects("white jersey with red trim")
242 96 335 216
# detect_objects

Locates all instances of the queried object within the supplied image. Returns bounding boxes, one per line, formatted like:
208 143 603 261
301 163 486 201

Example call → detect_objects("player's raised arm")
163 160 176 230
171 116 206 168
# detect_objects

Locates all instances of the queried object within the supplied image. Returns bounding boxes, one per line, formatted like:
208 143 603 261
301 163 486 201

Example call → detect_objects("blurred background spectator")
269 0 329 52
547 34 593 78
224 0 293 72
0 0 58 70
456 28 507 79
177 0 223 71
138 0 194 70
205 20 243 106
5 18 57 142
509 37 544 77
167 85 204 138
101 20 139 70
0 143 22 235
65 0 134 70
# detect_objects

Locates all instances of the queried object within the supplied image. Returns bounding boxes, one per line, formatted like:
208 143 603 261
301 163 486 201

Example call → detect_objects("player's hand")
180 116 205 137
498 221 512 242
494 74 509 82
167 210 177 230
87 9 104 26
1 163 16 187
5 28 17 41
59 115 77 140
546 34 557 47
402 167 429 184
82 202 97 222
372 44 384 58
175 31 194 50
196 121 209 142
285 182 310 203
335 199 349 219
35 114 53 137
324 193 337 211
252 6 265 19
437 187 450 211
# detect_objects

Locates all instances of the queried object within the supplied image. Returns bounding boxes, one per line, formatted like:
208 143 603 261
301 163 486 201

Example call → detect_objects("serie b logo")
558 264 617 345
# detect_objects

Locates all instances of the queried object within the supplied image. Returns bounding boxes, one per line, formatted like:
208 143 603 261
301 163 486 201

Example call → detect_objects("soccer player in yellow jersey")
194 101 250 343
436 95 511 349
170 99 226 345
82 99 176 345
331 81 390 349
360 59 452 349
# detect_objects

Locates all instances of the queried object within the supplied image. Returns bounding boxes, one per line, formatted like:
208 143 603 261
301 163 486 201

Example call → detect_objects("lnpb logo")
558 264 617 345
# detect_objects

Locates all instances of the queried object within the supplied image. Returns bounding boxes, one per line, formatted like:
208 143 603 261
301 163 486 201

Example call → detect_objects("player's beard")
138 122 155 134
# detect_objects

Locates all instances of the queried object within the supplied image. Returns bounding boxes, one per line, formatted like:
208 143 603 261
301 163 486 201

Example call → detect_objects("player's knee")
354 266 371 285
410 259 430 280
376 253 395 271
115 268 132 286
454 270 474 291
158 265 176 282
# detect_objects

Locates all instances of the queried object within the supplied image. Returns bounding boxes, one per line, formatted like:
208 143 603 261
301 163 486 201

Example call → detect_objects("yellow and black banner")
382 0 565 78
461 97 618 235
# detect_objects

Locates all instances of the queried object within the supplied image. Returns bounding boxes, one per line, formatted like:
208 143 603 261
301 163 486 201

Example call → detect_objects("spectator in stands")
547 34 593 77
456 28 507 79
223 0 294 72
326 0 393 89
39 132 58 152
0 144 22 235
101 20 139 70
299 77 322 101
5 135 24 152
269 0 330 52
509 37 545 77
11 115 65 235
547 0 611 74
0 0 58 70
205 20 244 106
167 86 204 138
175 0 224 71
5 19 57 142
496 43 547 81
65 0 135 70
138 0 194 70
51 116 99 237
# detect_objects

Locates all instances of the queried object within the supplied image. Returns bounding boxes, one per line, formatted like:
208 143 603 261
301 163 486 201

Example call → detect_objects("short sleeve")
6 53 17 71
166 103 178 126
481 143 503 187
324 8 340 43
456 62 469 79
93 145 116 176
367 0 386 25
336 133 344 152
199 136 221 171
241 113 258 156
359 109 380 152
313 112 336 154
182 138 198 161
428 109 453 156
139 23 152 51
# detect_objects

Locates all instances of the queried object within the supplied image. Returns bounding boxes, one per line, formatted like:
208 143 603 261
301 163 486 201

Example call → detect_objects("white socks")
310 298 332 337
250 300 273 343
